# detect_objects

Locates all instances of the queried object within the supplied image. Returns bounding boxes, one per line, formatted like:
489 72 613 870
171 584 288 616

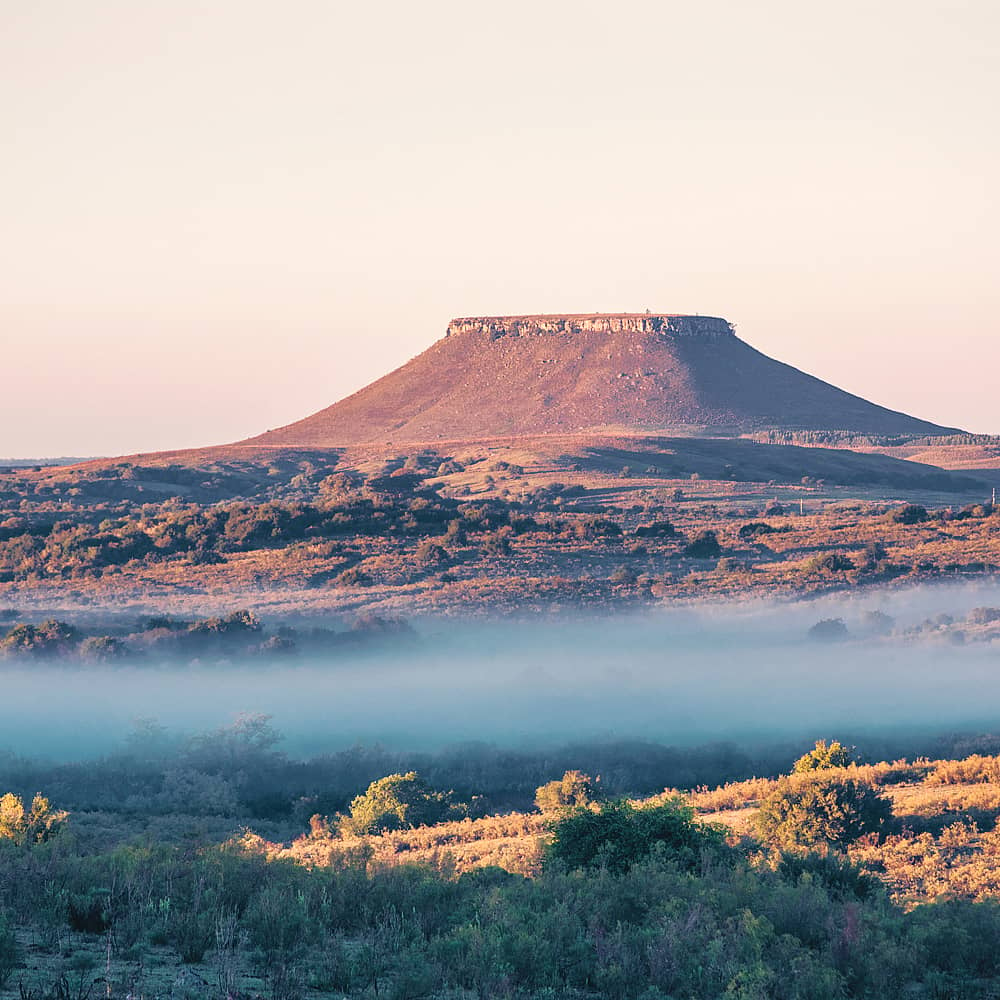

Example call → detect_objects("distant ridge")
243 314 959 447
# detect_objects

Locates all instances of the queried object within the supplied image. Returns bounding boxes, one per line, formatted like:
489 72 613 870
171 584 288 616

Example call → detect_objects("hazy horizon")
2 1 997 456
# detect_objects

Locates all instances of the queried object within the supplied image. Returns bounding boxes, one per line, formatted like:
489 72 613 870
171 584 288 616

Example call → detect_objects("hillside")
243 314 959 447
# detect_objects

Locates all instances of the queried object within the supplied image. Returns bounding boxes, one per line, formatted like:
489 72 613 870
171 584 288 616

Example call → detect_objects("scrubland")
0 442 997 622
6 732 1000 998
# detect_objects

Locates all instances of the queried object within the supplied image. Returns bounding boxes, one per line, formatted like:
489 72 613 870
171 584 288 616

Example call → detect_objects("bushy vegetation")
0 445 996 618
0 609 413 664
794 739 853 773
684 529 722 559
343 772 454 835
534 770 595 813
4 756 1000 998
808 618 850 642
0 793 67 846
546 797 728 873
754 773 895 850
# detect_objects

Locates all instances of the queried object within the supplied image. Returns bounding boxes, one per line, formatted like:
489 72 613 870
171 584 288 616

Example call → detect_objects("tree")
183 713 283 775
793 739 852 773
808 618 849 642
79 635 128 661
754 774 893 851
0 619 77 658
535 770 595 813
344 772 450 836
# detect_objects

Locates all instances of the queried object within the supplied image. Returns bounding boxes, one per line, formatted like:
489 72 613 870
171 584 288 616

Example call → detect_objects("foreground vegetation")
7 733 1000 997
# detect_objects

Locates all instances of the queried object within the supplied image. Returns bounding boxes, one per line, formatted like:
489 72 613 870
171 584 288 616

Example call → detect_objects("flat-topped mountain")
243 314 958 447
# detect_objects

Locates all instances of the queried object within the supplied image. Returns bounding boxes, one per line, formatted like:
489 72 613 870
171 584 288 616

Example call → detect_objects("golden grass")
245 752 1000 908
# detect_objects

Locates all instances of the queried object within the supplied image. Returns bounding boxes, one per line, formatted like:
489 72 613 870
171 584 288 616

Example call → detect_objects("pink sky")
1 1 997 457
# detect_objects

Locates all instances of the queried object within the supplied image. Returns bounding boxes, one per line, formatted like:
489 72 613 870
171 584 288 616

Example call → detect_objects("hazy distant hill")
243 314 959 447
0 456 101 468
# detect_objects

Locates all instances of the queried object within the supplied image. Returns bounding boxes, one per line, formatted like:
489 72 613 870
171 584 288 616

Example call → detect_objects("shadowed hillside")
243 314 959 447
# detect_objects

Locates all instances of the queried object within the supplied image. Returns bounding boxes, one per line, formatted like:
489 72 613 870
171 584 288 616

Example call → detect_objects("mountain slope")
243 314 959 447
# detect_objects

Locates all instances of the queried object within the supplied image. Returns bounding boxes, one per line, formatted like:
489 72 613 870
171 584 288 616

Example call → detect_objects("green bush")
776 850 881 901
344 772 451 836
545 798 727 873
754 774 893 851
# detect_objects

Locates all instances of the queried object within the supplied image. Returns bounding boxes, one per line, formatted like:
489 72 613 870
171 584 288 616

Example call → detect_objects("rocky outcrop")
446 314 733 340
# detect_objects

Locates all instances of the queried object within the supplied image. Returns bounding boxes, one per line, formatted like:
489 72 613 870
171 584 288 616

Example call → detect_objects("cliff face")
241 313 959 447
446 314 733 340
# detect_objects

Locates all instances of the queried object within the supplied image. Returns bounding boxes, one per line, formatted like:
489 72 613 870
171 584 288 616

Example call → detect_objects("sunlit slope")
242 315 959 447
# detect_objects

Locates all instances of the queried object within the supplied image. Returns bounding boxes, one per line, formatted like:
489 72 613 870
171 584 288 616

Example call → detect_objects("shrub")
535 771 595 813
888 504 929 524
805 552 854 574
754 774 893 850
545 798 727 873
808 618 849 642
634 521 678 539
863 540 888 566
793 740 852 773
861 609 895 635
684 530 722 559
738 521 780 541
776 850 880 900
67 892 111 933
0 793 67 846
480 530 512 557
344 772 451 836
415 540 449 566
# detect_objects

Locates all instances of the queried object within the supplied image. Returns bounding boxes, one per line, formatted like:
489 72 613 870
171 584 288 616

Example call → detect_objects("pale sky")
2 0 997 457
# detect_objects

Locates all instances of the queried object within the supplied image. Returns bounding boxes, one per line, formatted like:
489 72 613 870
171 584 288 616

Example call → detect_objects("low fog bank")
2 580 1000 761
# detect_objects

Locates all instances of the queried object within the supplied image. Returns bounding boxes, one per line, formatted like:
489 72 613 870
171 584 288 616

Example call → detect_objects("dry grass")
255 812 551 878
246 752 1000 908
